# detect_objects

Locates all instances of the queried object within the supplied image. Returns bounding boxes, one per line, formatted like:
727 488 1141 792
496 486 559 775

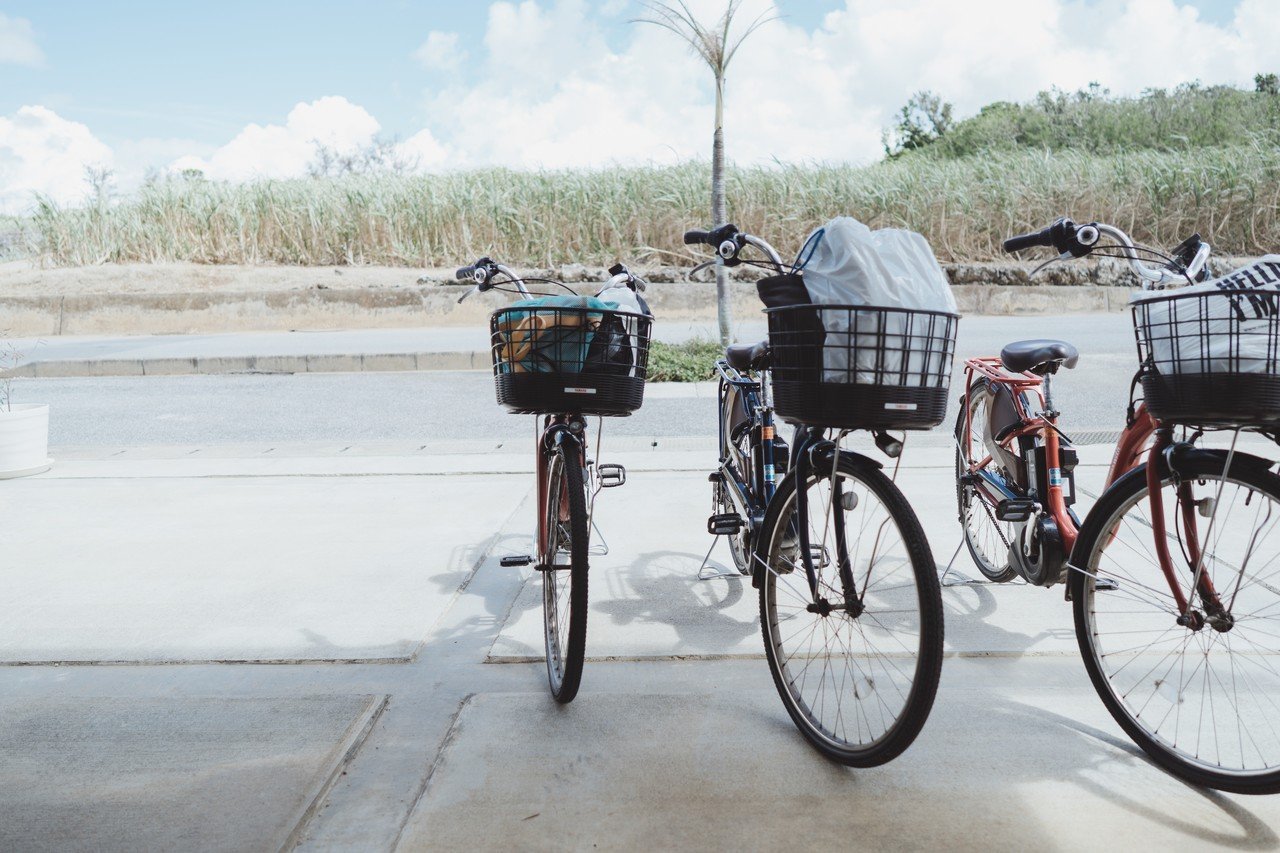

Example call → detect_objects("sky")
0 0 1270 213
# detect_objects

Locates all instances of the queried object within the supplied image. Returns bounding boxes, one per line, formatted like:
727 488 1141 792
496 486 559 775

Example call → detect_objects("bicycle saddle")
1000 339 1079 374
726 340 770 372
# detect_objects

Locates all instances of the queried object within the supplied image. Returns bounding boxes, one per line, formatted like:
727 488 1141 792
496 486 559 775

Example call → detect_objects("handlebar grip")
683 229 713 246
455 265 476 281
1002 228 1056 253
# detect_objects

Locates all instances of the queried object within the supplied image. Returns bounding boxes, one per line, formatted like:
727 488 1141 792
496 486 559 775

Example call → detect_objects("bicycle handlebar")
1003 217 1209 288
684 224 785 273
1002 227 1057 253
454 257 530 303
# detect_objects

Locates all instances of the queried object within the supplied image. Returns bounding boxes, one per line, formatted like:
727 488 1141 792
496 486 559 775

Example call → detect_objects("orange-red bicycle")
956 217 1280 793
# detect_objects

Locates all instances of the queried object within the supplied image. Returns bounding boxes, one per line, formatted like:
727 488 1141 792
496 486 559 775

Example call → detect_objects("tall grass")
30 144 1280 267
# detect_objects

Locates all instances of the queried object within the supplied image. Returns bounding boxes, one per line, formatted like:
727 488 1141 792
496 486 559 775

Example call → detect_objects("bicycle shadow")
937 563 1074 657
992 700 1279 849
591 549 759 656
418 522 544 661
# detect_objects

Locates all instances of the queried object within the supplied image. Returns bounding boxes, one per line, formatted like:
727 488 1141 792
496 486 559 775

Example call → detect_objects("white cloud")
18 0 1280 206
171 96 382 181
414 31 466 71
0 106 112 214
402 0 1280 169
0 13 43 66
398 128 451 170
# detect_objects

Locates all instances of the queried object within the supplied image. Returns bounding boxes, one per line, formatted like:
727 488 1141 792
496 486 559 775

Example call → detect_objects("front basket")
490 304 653 416
1133 287 1280 427
766 304 959 430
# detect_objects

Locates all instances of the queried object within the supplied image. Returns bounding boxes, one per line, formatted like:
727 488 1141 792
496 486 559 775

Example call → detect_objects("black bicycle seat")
1000 339 1079 374
726 340 770 372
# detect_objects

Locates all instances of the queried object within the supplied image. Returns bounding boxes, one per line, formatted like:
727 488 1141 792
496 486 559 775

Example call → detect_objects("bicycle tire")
542 439 590 703
1071 453 1280 793
756 453 944 766
955 380 1017 583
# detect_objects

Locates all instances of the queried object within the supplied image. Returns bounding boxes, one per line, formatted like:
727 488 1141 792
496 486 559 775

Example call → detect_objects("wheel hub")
806 597 833 617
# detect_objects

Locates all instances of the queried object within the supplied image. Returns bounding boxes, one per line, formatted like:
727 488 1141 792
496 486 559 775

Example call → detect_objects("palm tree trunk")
712 77 731 346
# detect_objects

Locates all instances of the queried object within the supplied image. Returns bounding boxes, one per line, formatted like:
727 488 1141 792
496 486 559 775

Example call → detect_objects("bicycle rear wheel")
756 453 944 766
1071 453 1280 793
542 440 590 703
955 380 1017 582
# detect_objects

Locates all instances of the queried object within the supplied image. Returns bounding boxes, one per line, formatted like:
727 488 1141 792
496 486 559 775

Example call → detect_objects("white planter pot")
0 404 52 479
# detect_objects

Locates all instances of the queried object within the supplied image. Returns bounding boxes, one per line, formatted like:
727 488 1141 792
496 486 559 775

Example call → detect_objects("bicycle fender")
808 445 883 472
1167 445 1273 476
1068 446 1275 569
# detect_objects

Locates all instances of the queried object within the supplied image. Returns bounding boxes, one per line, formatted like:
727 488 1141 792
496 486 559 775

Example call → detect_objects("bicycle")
456 258 653 703
957 216 1280 793
688 224 953 766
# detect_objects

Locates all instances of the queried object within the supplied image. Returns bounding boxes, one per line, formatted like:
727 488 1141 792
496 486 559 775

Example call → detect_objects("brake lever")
457 284 482 304
687 259 717 280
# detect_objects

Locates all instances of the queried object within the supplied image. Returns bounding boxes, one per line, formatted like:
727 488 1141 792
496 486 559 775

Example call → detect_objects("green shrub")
647 339 723 383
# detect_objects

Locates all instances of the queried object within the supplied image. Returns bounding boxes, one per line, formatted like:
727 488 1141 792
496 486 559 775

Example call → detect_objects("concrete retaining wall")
0 280 1141 337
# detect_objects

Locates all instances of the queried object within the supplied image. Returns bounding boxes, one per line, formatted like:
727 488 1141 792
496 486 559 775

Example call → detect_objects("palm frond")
634 0 774 76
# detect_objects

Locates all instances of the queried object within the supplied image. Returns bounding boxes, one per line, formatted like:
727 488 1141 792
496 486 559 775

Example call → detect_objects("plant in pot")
0 338 51 478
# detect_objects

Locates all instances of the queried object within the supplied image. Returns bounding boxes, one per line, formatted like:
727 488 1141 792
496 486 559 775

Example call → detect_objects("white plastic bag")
1131 256 1280 374
801 217 956 383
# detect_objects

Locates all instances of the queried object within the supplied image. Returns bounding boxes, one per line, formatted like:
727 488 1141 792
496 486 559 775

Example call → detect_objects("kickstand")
697 536 740 581
589 517 609 556
939 539 985 587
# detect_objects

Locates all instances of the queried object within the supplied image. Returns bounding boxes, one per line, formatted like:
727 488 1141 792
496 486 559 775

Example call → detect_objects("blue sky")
0 0 1245 147
0 0 1270 212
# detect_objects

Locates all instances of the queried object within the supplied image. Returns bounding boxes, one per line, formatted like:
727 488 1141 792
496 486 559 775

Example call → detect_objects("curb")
8 351 489 378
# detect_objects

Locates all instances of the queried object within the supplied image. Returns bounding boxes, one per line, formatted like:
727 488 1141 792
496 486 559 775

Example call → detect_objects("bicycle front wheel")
1071 453 1280 793
542 441 590 703
757 453 944 766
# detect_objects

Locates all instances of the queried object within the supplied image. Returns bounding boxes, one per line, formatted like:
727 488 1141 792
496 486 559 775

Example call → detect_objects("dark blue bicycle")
690 224 953 766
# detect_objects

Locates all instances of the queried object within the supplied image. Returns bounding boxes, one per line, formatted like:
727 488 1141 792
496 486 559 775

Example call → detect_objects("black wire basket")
766 304 959 430
1133 287 1280 427
489 305 653 416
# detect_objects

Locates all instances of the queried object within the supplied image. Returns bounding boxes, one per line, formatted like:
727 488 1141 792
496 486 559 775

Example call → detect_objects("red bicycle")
957 217 1280 793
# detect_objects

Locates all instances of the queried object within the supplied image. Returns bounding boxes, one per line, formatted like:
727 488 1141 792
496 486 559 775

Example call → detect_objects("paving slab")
0 694 385 852
488 466 1096 662
398 662 1280 851
3 470 527 663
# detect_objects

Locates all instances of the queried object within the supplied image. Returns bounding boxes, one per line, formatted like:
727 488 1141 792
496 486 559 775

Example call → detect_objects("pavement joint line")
391 693 474 851
482 650 1103 664
0 656 416 668
283 694 390 852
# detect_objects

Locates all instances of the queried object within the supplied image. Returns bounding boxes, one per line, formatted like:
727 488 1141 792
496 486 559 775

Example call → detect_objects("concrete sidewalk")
7 438 1280 849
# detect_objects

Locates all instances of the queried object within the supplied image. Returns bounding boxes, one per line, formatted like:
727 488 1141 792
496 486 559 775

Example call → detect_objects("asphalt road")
15 313 1137 448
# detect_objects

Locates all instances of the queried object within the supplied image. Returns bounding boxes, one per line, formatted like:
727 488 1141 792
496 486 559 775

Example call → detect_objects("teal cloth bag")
495 295 620 374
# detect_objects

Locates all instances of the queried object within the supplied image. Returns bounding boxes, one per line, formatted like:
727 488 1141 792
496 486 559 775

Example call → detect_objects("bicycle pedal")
598 463 626 488
500 555 534 567
708 513 743 536
996 498 1037 522
708 470 723 483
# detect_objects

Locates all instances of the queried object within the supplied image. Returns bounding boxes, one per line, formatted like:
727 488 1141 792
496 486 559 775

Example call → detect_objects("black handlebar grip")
455 265 476 281
683 229 713 246
1002 228 1056 253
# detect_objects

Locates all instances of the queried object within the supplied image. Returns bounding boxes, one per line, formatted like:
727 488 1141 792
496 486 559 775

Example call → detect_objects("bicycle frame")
715 358 778 529
959 358 1225 617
